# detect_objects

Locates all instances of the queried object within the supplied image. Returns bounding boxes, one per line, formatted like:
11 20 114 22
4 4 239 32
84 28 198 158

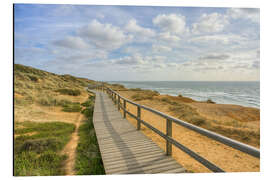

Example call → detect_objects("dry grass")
116 89 260 173
14 64 98 176
14 64 96 124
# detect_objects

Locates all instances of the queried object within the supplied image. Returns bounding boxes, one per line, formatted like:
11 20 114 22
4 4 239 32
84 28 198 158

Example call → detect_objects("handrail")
92 85 260 172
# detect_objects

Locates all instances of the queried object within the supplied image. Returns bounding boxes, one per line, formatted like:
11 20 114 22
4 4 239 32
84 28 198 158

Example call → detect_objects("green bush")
14 122 75 176
206 98 215 104
75 96 105 175
188 117 206 126
28 75 38 82
56 88 81 96
131 90 159 101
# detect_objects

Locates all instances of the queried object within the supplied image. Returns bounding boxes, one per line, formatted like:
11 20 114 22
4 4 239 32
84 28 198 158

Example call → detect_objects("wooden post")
118 95 120 110
166 119 172 156
123 100 126 118
137 106 141 130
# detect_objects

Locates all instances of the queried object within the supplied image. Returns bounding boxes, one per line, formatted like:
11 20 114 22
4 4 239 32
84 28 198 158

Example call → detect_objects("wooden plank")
92 90 185 174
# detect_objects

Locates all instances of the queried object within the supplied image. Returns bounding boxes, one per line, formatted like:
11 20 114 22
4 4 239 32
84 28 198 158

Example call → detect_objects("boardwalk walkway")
92 90 185 174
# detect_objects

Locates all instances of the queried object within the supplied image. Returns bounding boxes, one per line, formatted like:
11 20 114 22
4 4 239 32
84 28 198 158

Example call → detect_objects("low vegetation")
56 88 81 96
14 122 76 176
75 96 105 175
61 102 81 112
206 98 215 104
131 90 160 101
14 64 96 109
14 64 99 176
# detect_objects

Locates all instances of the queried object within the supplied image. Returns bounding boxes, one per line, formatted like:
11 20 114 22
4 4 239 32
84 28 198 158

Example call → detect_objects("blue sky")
14 4 260 81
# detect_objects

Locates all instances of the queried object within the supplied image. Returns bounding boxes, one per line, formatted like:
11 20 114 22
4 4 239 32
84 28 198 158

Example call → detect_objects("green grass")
75 96 105 175
62 102 82 112
14 121 76 176
81 95 95 107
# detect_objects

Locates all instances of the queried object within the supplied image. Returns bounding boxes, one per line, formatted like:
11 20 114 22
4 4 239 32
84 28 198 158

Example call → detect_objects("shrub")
131 90 159 101
18 138 62 154
206 98 215 104
188 117 206 126
38 96 57 106
130 88 142 91
28 75 38 82
56 88 81 96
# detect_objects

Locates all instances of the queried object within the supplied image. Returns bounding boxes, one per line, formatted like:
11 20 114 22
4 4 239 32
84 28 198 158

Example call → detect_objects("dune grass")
75 96 105 175
56 88 81 96
131 90 160 101
14 121 76 176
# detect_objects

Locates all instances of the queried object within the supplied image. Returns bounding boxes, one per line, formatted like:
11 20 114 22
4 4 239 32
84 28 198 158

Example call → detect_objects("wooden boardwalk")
92 90 185 174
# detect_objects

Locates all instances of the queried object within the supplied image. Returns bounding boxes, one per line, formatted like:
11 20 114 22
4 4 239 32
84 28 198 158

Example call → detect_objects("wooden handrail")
91 85 260 173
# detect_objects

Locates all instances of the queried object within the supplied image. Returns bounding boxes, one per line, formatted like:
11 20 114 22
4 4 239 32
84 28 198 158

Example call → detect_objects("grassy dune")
14 64 101 176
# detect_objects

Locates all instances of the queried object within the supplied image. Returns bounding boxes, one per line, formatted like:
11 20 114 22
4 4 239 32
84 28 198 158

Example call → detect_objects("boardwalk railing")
93 85 260 173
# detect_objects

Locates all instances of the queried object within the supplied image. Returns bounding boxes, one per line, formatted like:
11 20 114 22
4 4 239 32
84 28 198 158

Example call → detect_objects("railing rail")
92 85 260 173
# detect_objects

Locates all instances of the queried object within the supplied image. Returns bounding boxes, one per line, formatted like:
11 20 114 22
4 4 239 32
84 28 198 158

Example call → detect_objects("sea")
108 81 260 109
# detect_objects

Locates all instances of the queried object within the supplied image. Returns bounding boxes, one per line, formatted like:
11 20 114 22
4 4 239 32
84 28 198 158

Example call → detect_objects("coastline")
108 81 260 109
105 82 260 173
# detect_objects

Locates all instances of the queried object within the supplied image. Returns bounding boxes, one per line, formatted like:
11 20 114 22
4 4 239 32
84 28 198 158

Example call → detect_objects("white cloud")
227 8 259 23
192 13 229 34
157 32 181 42
53 36 90 50
78 20 132 50
113 54 146 65
153 14 187 34
152 44 172 52
199 53 230 61
125 19 155 38
189 34 247 45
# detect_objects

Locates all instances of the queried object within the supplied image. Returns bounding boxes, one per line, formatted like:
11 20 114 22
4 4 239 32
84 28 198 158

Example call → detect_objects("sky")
14 4 260 81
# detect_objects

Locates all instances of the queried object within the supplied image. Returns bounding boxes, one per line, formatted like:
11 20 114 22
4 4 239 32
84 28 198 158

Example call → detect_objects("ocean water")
108 81 260 109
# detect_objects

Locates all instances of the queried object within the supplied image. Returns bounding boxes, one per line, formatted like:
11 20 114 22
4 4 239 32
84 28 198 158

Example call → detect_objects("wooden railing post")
123 100 126 118
166 119 172 156
137 106 141 130
118 95 120 110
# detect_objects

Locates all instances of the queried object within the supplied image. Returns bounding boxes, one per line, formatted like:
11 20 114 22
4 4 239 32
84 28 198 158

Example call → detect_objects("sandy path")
61 111 84 175
61 97 88 175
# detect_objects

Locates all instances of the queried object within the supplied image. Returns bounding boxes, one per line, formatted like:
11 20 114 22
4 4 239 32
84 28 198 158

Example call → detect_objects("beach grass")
14 121 76 176
75 96 105 175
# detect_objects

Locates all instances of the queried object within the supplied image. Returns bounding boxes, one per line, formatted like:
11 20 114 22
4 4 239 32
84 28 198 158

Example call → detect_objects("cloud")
199 54 230 61
53 36 90 50
78 20 132 50
152 44 172 52
227 8 259 23
157 32 181 42
189 34 247 45
153 14 187 34
125 19 155 39
192 13 229 34
113 54 146 65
